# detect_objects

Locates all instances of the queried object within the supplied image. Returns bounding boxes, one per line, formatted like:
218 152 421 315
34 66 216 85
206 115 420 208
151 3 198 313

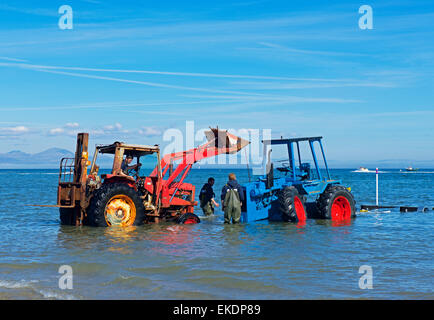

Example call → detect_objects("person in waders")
199 177 219 216
221 173 244 224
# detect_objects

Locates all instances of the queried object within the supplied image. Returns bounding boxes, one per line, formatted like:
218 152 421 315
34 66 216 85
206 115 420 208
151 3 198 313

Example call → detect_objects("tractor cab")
261 136 340 195
89 142 161 184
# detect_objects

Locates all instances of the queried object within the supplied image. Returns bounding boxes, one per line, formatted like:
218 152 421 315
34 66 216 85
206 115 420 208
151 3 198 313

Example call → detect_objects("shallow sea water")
0 169 433 299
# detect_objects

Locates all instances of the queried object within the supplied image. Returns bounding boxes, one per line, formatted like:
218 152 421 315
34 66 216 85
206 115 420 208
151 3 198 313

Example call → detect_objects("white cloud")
139 127 162 137
48 123 80 136
48 122 131 137
65 122 79 128
0 125 30 136
103 122 123 131
48 128 65 135
9 126 29 133
89 129 105 136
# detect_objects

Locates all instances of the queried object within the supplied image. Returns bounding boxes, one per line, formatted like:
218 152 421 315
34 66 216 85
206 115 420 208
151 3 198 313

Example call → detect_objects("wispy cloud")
0 61 352 82
47 122 166 139
103 122 129 134
181 94 361 103
48 123 83 136
0 100 239 112
357 110 434 118
65 122 80 128
0 125 32 138
0 4 58 17
228 81 396 89
257 42 372 57
48 122 128 137
0 56 28 62
0 10 359 52
0 126 30 134
48 128 65 135
0 62 264 96
138 127 163 137
1 61 369 102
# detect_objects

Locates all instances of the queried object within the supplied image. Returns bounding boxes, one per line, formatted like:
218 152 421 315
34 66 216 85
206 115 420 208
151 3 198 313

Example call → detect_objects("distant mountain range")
0 148 75 168
0 148 432 169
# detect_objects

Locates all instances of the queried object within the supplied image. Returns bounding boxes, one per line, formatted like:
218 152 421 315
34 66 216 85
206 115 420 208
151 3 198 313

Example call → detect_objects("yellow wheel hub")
105 195 136 227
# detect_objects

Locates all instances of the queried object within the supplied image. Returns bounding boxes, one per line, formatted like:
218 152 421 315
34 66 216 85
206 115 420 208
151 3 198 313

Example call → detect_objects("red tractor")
54 128 249 227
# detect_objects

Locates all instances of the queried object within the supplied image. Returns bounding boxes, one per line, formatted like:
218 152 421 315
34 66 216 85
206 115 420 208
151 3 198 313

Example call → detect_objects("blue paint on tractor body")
240 136 344 222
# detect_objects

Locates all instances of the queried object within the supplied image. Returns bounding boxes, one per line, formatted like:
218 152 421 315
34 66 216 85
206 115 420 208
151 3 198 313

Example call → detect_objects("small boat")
353 167 370 173
405 167 419 172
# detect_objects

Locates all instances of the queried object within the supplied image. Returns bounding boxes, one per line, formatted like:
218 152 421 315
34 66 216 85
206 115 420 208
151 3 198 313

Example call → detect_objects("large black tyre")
177 212 201 224
87 183 145 227
305 202 321 219
59 207 76 225
316 185 356 220
278 186 307 223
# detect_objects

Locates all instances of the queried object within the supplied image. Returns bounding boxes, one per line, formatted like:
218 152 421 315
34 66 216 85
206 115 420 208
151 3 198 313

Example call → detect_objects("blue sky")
0 0 433 166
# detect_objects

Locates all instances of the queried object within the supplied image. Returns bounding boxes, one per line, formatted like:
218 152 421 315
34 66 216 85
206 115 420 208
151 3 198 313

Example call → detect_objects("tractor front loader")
54 128 249 227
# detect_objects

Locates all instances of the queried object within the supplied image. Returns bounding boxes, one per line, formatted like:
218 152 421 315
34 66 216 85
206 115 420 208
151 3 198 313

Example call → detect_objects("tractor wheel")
87 183 145 227
305 202 321 219
278 186 307 223
177 212 201 224
59 207 76 225
316 185 356 220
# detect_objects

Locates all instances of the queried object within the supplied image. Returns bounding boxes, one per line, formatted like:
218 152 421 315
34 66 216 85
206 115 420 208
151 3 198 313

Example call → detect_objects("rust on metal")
40 128 249 227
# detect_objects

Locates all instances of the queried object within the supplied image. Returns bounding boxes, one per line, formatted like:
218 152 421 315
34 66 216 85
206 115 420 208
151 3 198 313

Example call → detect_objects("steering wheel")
279 161 290 168
276 162 292 175
128 163 142 179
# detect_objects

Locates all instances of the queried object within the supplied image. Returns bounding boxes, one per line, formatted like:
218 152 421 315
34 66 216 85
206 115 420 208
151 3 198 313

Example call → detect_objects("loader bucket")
205 128 250 154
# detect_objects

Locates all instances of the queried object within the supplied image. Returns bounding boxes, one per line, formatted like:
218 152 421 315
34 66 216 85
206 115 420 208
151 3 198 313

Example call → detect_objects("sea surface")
0 168 433 299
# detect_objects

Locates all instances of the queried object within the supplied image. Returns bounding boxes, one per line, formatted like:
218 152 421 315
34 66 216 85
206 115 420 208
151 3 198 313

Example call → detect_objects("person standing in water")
221 173 244 224
199 177 219 216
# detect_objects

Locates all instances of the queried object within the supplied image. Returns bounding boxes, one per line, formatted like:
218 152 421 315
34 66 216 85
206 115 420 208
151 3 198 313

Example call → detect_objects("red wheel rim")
331 196 352 220
184 218 198 224
294 196 306 222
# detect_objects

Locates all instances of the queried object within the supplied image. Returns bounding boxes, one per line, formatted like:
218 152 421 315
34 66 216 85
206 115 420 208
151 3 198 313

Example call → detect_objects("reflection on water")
331 219 353 228
295 221 306 230
313 219 353 228
104 226 139 255
105 226 139 244
148 225 204 256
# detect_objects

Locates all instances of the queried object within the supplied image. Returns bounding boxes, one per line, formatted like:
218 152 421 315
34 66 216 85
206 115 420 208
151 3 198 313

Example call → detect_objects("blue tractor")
241 136 356 223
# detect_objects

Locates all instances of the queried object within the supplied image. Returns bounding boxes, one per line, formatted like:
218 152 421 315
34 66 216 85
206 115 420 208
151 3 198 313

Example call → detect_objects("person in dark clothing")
199 177 219 216
120 155 141 176
221 173 244 224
